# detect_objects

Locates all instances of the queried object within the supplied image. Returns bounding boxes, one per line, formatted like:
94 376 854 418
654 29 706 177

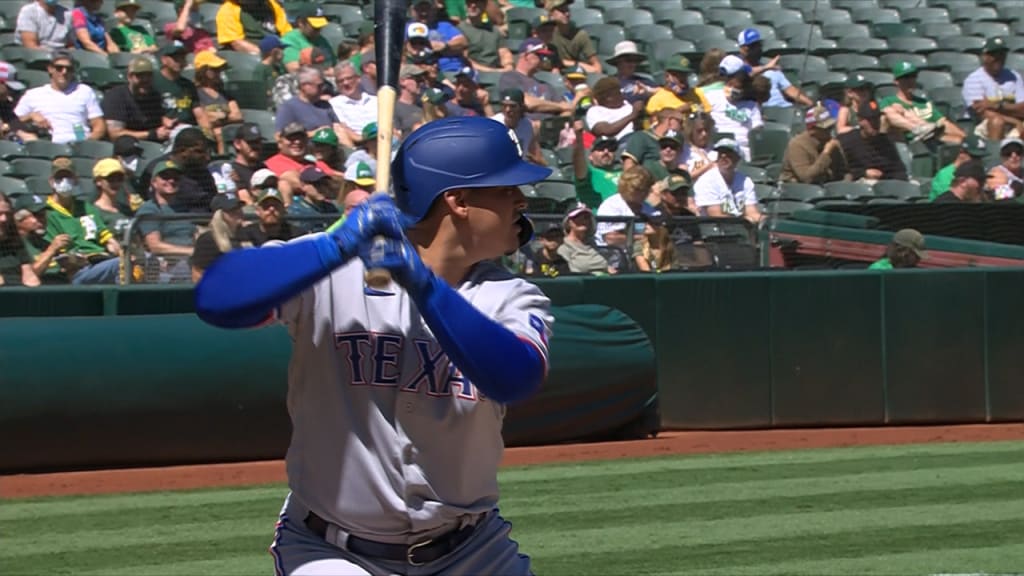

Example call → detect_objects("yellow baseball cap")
92 158 125 179
194 51 228 70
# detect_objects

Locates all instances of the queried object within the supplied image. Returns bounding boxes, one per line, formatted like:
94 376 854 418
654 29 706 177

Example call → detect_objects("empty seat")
886 37 938 54
72 140 114 159
873 179 923 200
582 24 626 56
603 7 653 27
824 181 872 200
749 127 792 166
827 53 881 72
23 140 74 159
704 8 754 27
779 182 826 202
960 21 1010 38
901 7 951 24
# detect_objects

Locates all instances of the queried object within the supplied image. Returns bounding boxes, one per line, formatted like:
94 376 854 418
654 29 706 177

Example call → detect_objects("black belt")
304 511 478 567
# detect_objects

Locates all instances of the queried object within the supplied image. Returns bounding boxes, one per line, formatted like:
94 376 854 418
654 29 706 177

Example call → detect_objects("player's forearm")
195 234 344 329
411 275 545 404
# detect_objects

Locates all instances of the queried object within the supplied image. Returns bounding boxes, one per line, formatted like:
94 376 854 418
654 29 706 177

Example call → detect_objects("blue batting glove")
358 235 433 294
330 195 409 261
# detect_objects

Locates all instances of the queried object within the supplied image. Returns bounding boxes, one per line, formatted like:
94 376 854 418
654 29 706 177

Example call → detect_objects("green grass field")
3 440 1024 575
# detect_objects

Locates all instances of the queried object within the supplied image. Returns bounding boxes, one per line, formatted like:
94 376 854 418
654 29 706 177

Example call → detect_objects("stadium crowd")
0 0 1022 286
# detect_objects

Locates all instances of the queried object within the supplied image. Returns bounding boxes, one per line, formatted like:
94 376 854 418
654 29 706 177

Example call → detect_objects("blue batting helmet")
392 117 552 222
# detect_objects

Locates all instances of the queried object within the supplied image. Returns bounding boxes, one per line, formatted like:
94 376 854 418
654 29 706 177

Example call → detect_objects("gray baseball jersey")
272 235 553 541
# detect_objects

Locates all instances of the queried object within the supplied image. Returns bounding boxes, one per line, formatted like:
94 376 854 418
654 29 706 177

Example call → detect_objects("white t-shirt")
679 144 716 181
586 102 635 142
14 83 103 144
595 193 656 246
693 166 757 217
702 84 763 161
961 66 1024 108
328 92 378 134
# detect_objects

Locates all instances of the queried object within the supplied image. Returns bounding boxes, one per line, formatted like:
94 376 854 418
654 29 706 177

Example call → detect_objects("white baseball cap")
719 54 752 77
250 168 278 188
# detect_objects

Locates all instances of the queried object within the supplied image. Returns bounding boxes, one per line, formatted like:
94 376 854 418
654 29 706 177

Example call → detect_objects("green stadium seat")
533 180 577 202
1007 54 1024 74
226 80 271 110
0 140 24 160
72 140 114 159
869 22 917 39
866 197 908 205
584 24 627 56
71 50 109 69
23 140 73 160
732 0 779 9
824 181 873 200
241 109 275 137
17 69 49 89
586 0 634 9
659 10 703 28
916 22 961 39
915 70 954 92
880 0 923 10
777 23 819 42
822 23 870 40
627 24 674 44
649 39 697 63
603 7 653 27
761 106 801 130
873 179 924 200
787 35 837 52
138 0 178 25
886 37 939 54
949 6 998 22
808 8 853 26
850 7 900 24
852 70 895 87
880 52 928 71
107 52 141 70
780 54 827 76
538 116 570 150
215 51 260 71
10 158 55 179
1 46 52 70
779 182 826 202
0 176 28 195
320 23 345 51
568 7 604 28
0 160 11 176
929 86 966 119
901 7 951 24
78 67 126 89
506 7 544 27
960 21 1010 38
704 8 754 28
321 4 363 23
754 8 805 27
925 51 978 74
935 36 985 54
673 24 726 43
753 183 777 201
762 199 814 216
748 127 790 167
696 37 738 53
837 36 889 55
826 53 881 72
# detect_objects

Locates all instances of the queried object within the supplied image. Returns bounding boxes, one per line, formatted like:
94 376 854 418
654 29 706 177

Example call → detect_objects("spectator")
838 100 908 184
586 76 642 143
16 0 72 51
344 122 381 173
288 166 340 235
409 48 453 100
102 56 172 142
446 66 492 117
282 5 336 74
633 219 678 273
545 0 600 73
91 158 133 237
13 193 70 283
780 104 848 185
607 41 656 104
558 63 590 105
265 121 314 202
218 122 266 204
420 86 451 124
557 202 614 275
696 49 727 89
272 46 335 107
254 34 285 96
216 0 292 55
930 135 989 200
153 40 199 126
679 111 716 181
135 159 195 282
408 0 467 73
498 38 572 121
934 161 987 203
310 127 345 176
237 187 294 245
358 52 377 96
986 137 1024 200
14 50 105 144
596 165 658 247
274 66 340 139
525 222 569 278
249 167 278 194
460 0 513 72
341 161 375 212
0 192 40 287
693 138 761 223
405 21 435 61
193 51 243 154
71 0 119 55
529 14 561 72
492 88 543 165
703 55 763 161
881 62 965 145
110 0 156 54
191 191 247 281
736 28 812 108
572 122 621 209
649 173 701 248
113 134 145 197
836 73 875 135
869 229 926 270
329 61 378 147
139 127 216 209
164 0 215 54
963 37 1024 141
0 62 33 142
395 64 426 136
622 107 683 173
43 157 123 284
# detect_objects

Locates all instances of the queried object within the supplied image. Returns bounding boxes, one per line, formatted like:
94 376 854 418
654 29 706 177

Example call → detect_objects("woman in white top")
702 55 763 162
679 111 717 182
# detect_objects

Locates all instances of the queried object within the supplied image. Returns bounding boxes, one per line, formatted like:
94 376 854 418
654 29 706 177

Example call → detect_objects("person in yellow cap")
110 0 157 54
194 50 243 154
91 158 134 236
282 5 336 73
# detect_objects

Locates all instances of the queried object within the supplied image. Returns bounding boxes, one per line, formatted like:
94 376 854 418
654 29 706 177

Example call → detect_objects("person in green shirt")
110 0 157 54
153 40 200 126
571 122 622 209
869 228 926 270
44 157 123 284
12 194 71 284
459 0 512 71
879 61 966 145
930 135 990 200
281 6 336 74
253 35 285 107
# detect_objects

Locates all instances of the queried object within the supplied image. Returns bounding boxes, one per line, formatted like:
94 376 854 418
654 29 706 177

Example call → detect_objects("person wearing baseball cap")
459 0 514 73
152 40 199 126
89 158 133 234
736 27 813 108
985 137 1024 200
250 168 279 193
869 229 927 270
394 64 426 136
101 55 168 142
622 107 684 174
309 127 345 175
587 76 642 143
962 37 1024 140
215 0 292 56
287 165 340 235
930 135 991 200
236 187 295 246
191 192 247 282
493 88 544 165
509 38 574 120
879 61 966 145
700 56 762 162
447 66 493 117
110 0 158 54
645 55 706 117
837 99 908 184
651 171 699 234
408 0 469 73
934 161 988 203
780 104 847 185
559 202 615 275
544 0 601 73
693 138 761 223
835 73 876 135
281 5 335 73
0 191 39 286
135 159 198 282
11 192 71 284
337 162 373 216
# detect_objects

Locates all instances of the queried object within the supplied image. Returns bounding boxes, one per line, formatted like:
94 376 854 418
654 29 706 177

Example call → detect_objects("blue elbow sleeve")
413 276 545 404
195 234 343 329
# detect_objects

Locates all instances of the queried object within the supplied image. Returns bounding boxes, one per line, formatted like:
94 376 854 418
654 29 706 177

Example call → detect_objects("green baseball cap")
152 159 182 177
255 187 285 205
960 134 989 158
361 122 378 142
311 127 338 146
845 73 873 89
13 193 47 214
983 37 1009 54
345 161 375 187
892 61 918 79
666 172 692 193
663 55 693 74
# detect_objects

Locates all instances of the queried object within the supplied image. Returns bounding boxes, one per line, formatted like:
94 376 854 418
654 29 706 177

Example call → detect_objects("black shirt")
933 191 964 203
101 85 165 137
140 153 217 210
0 234 30 286
236 221 295 246
838 130 907 181
230 160 265 193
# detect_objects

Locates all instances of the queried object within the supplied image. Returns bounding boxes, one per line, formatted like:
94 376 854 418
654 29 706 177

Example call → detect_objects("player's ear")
443 189 470 219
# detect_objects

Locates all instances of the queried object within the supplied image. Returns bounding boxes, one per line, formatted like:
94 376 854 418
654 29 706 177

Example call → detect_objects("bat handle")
365 235 393 289
364 84 398 289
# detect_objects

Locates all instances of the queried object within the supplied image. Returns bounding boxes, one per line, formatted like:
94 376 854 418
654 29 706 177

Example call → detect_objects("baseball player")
195 117 553 576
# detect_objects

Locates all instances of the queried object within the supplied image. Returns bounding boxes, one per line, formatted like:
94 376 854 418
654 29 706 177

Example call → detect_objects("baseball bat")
364 0 408 289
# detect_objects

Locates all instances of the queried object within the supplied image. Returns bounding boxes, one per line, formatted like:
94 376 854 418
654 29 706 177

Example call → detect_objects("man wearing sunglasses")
14 50 106 144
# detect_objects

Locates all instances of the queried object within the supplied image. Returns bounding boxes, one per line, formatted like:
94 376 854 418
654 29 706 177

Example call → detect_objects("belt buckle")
407 538 433 566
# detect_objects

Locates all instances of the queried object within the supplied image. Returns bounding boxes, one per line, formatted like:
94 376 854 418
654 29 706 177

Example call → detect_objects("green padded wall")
770 272 886 426
985 270 1024 421
883 271 987 423
655 273 772 429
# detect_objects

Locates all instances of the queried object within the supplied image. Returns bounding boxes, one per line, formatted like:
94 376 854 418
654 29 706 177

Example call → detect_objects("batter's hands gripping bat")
364 0 409 289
